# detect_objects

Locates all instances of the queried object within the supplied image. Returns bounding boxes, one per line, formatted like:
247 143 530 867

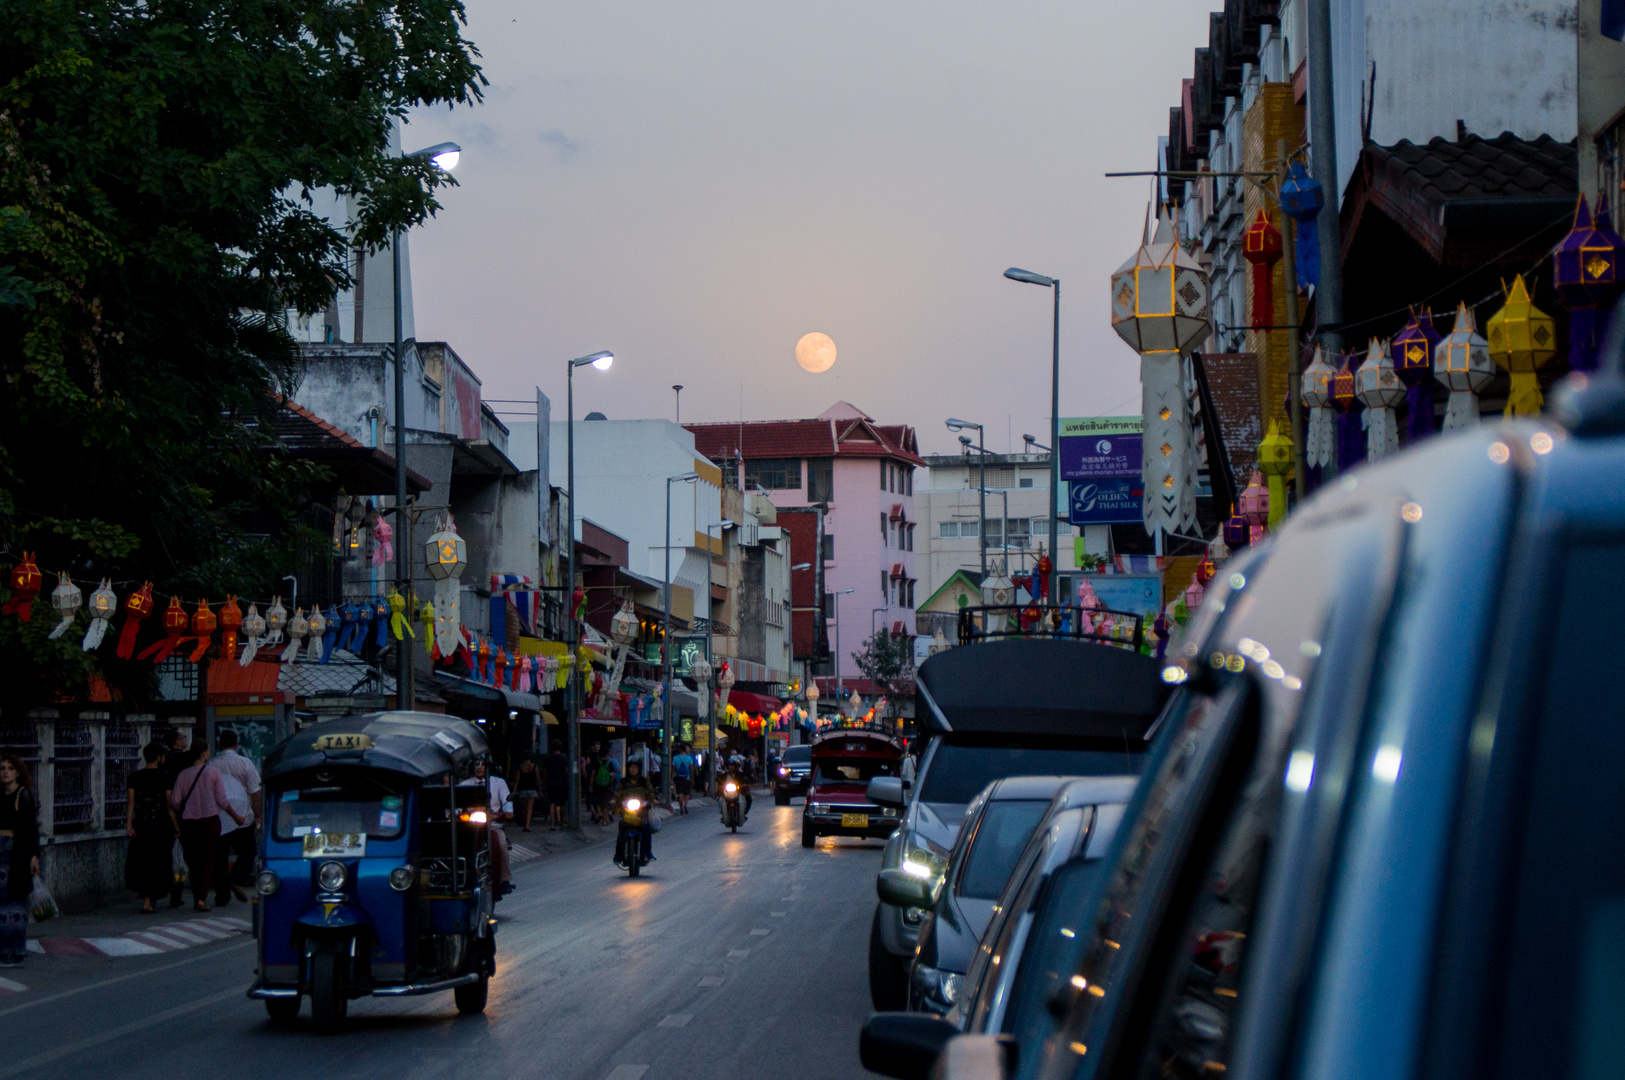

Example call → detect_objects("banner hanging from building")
1060 416 1143 481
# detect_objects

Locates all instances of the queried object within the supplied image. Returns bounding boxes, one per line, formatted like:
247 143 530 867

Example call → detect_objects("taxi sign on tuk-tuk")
310 732 374 752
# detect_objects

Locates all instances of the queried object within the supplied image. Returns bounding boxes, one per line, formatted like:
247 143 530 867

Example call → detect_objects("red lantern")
3 553 42 621
116 583 155 659
139 597 191 662
1242 210 1283 326
1196 554 1216 584
189 600 217 663
1033 554 1053 603
218 596 243 659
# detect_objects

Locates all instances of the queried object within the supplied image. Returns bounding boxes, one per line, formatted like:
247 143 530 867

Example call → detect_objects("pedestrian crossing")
30 915 251 958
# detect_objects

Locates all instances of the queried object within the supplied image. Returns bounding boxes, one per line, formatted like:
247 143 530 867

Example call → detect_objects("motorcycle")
720 778 745 833
617 792 652 876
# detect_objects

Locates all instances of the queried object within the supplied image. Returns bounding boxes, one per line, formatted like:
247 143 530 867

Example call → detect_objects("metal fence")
103 718 144 831
53 721 96 833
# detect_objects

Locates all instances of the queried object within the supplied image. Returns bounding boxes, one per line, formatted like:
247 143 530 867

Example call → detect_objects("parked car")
801 727 903 847
866 638 1169 1009
774 743 813 804
863 378 1625 1080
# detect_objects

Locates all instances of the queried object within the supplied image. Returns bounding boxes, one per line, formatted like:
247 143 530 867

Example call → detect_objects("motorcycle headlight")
778 766 788 776
388 866 414 892
723 782 738 795
625 798 642 812
257 870 280 896
317 861 346 892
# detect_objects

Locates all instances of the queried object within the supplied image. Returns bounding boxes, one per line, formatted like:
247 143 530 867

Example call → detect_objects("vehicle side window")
1004 857 1105 1033
1487 539 1625 1080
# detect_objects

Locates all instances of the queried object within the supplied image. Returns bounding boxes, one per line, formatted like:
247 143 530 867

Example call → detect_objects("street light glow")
406 141 463 171
572 350 614 370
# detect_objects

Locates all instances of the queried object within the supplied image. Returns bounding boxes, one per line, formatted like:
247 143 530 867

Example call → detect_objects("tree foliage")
0 1 483 701
852 628 916 704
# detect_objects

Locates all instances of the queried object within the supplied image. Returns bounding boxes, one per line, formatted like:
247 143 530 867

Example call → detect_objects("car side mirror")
869 775 905 807
876 868 935 909
859 1013 961 1080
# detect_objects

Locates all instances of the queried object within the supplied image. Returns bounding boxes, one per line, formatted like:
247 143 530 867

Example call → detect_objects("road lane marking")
658 1013 693 1027
749 929 770 936
0 985 242 1080
0 939 253 1019
605 1066 648 1080
0 977 25 995
696 977 724 987
727 949 748 958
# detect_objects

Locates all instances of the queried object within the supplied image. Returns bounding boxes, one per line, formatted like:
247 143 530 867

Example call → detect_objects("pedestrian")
0 754 41 967
588 743 616 825
672 743 695 815
159 727 196 907
544 740 569 830
171 745 245 911
209 730 261 906
462 760 513 895
514 756 542 831
124 741 178 914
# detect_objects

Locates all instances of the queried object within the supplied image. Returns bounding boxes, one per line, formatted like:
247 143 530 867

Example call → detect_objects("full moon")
795 332 837 373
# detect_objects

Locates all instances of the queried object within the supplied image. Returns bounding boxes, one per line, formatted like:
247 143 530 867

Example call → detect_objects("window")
744 457 801 490
983 518 1003 543
274 776 409 842
808 458 834 502
821 534 835 563
880 461 888 490
906 469 913 495
1019 477 1033 488
920 742 1147 805
940 522 960 539
907 580 916 606
957 801 1053 901
881 571 888 597
880 512 888 540
816 758 897 784
823 592 834 619
907 525 915 552
1006 518 1030 539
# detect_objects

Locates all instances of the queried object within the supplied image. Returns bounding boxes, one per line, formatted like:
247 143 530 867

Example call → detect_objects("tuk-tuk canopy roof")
810 728 901 758
263 712 490 782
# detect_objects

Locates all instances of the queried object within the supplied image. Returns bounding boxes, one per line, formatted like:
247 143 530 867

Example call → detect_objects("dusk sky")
404 1 1219 457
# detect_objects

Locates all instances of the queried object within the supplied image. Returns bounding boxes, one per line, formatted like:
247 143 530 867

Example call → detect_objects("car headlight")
317 861 346 892
901 836 949 882
257 870 280 896
778 766 788 776
810 802 830 814
388 866 414 892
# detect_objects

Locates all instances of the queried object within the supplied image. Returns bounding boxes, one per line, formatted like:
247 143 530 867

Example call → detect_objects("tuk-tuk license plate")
841 813 869 828
302 832 366 858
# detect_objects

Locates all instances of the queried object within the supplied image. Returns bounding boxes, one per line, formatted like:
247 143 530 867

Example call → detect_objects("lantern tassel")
305 608 325 662
1336 411 1365 470
388 591 413 640
1367 406 1399 459
1307 406 1335 468
115 584 155 660
1506 371 1544 417
1250 259 1274 327
1443 391 1479 430
374 597 390 649
321 605 339 662
1405 383 1435 440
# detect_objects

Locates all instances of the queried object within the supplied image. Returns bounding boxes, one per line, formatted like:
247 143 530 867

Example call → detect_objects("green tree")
852 628 916 710
0 1 483 702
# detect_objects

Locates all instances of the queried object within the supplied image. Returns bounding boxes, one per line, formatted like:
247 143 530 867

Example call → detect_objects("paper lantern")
116 583 154 660
1196 554 1216 585
306 606 327 662
1435 303 1495 431
371 517 394 567
1279 162 1324 289
1256 419 1294 529
1242 210 1282 326
1239 470 1269 544
372 596 390 649
265 595 288 646
1183 575 1206 614
690 652 713 719
190 599 217 663
1111 212 1208 537
219 596 243 659
1390 308 1439 440
47 573 82 641
1356 338 1406 459
1553 195 1624 371
1331 353 1365 469
1222 510 1250 548
239 603 266 666
717 662 736 715
980 557 1014 635
425 516 468 660
138 597 190 662
425 516 467 581
280 607 308 664
4 553 41 622
1486 275 1556 417
83 579 117 651
1301 345 1337 469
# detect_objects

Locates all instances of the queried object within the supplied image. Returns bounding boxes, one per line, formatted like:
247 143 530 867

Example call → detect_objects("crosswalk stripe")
0 976 26 994
127 932 183 951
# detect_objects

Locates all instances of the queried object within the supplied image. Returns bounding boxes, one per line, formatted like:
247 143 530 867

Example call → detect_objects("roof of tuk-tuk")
263 711 489 782
810 727 902 758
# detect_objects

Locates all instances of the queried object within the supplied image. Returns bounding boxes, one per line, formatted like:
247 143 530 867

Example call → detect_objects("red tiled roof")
687 416 923 466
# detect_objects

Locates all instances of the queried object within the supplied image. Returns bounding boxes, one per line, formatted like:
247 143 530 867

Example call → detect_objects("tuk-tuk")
801 724 905 847
247 712 497 1032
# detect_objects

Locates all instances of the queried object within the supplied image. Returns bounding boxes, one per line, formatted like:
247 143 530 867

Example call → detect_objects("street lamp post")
1004 267 1061 604
831 586 855 701
565 349 613 831
663 471 701 804
392 141 461 712
946 419 986 577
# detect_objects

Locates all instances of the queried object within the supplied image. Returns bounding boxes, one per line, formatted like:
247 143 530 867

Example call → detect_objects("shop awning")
725 689 785 715
434 671 546 713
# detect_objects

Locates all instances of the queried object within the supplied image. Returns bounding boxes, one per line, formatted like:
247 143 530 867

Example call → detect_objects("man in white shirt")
461 760 513 895
210 729 262 904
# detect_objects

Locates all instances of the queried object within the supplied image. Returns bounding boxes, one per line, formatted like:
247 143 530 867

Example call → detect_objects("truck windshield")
919 743 1143 805
814 758 897 784
273 777 407 841
782 746 811 764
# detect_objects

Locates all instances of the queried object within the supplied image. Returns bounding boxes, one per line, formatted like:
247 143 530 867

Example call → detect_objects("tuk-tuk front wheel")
455 973 489 1014
309 951 347 1034
264 996 300 1023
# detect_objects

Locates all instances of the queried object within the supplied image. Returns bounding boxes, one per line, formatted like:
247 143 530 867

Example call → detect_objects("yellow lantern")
1256 420 1294 529
1486 275 1556 417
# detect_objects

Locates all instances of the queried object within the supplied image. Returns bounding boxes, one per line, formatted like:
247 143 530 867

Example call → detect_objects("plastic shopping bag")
649 814 662 833
29 875 58 922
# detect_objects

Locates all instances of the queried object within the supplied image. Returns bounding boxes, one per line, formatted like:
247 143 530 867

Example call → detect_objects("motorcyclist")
719 756 753 819
613 759 657 867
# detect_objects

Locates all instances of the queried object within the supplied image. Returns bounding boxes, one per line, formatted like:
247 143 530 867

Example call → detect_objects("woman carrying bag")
125 741 179 914
0 753 41 967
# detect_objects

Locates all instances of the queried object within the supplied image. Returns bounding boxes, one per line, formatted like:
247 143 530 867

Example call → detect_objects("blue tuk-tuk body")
247 712 496 1031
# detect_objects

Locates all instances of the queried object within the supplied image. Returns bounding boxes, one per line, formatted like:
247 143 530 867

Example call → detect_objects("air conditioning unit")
739 524 760 547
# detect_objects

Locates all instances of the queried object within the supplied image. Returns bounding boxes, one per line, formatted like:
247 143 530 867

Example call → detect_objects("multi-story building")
688 401 923 685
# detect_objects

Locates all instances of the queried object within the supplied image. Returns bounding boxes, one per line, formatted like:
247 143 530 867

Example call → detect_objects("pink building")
688 402 923 684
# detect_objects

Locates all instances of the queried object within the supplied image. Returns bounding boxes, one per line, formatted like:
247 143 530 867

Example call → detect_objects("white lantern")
265 595 288 645
717 662 736 715
240 604 266 666
1434 303 1495 431
981 557 1014 634
1110 211 1208 537
1355 338 1406 459
281 607 309 665
425 517 468 581
930 626 951 655
425 516 468 658
610 598 638 646
1301 345 1337 469
47 572 82 641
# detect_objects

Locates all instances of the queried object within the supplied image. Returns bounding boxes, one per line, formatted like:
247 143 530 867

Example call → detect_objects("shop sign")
1060 417 1143 480
1069 479 1143 524
642 637 703 675
1080 574 1163 621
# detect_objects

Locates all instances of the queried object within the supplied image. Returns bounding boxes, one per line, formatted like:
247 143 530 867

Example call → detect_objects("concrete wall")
915 454 1077 603
296 343 442 446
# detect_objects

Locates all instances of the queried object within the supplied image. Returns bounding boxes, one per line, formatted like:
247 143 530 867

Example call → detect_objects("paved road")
0 798 885 1080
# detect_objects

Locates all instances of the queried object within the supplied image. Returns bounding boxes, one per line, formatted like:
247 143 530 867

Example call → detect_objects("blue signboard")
1059 416 1143 480
1081 575 1164 619
1069 479 1143 525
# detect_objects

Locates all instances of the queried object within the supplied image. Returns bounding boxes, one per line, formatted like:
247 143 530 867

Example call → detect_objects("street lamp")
564 348 613 830
1004 267 1061 604
946 419 986 577
663 471 701 803
831 586 855 702
390 140 463 713
1023 434 1051 453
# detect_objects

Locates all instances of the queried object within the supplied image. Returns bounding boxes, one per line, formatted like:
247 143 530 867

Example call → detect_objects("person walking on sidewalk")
159 727 197 908
671 743 695 815
171 746 244 911
514 756 542 832
544 741 569 830
209 730 261 906
0 754 40 967
125 741 178 914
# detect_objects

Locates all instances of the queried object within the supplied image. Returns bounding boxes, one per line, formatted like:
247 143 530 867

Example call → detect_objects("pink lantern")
1239 469 1269 543
1184 573 1206 612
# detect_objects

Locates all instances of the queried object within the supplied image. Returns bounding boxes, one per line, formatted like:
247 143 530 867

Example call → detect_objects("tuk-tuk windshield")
814 758 897 784
273 775 408 842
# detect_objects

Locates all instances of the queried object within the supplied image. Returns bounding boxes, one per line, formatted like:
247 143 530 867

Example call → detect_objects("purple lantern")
1331 353 1366 470
1554 195 1625 372
1390 308 1440 441
1223 510 1249 548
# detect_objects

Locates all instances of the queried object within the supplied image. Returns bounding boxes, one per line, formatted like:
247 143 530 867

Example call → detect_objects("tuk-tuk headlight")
257 870 280 896
388 866 414 892
317 861 346 892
